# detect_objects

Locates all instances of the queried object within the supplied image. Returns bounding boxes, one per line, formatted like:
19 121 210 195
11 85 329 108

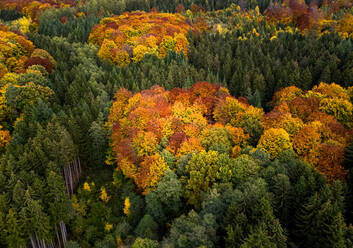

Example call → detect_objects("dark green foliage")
166 210 217 248
0 9 23 21
38 7 100 43
5 209 26 248
94 235 116 248
88 114 108 168
260 157 347 247
223 179 287 248
187 32 353 105
114 220 133 241
345 142 353 223
146 170 182 225
135 215 159 240
294 187 346 248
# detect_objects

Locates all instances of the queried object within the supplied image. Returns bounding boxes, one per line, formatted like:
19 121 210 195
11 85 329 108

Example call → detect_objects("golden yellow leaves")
108 83 255 195
104 223 113 232
0 125 10 148
123 197 130 216
132 45 148 63
108 81 352 193
89 11 196 66
9 17 32 34
271 86 303 106
83 182 91 191
268 83 352 181
336 13 353 39
0 30 35 77
100 187 110 203
257 128 292 159
133 131 158 157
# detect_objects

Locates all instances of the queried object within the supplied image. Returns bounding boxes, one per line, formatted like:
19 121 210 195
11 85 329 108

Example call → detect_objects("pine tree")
5 208 26 248
295 188 346 248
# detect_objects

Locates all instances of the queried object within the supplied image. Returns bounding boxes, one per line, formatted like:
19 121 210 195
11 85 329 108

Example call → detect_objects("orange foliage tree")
265 0 324 31
108 82 352 194
0 27 35 76
1 0 75 22
89 11 202 66
107 82 251 194
265 0 353 38
262 102 304 137
271 86 303 106
270 82 352 181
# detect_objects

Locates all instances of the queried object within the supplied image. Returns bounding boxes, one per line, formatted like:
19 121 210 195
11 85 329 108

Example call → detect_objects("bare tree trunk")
59 221 67 246
63 166 69 194
41 238 46 248
29 228 66 248
63 158 83 194
73 159 78 183
30 235 36 248
35 232 40 248
55 226 61 248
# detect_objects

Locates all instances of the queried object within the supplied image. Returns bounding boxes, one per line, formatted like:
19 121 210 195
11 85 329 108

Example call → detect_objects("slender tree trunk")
35 232 40 248
30 235 36 248
55 226 61 248
29 225 67 248
63 158 82 194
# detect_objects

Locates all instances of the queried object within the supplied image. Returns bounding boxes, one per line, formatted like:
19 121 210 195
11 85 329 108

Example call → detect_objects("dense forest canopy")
0 0 353 247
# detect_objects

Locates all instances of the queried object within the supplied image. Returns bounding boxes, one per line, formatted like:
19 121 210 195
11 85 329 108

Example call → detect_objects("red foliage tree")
25 56 53 73
316 144 347 181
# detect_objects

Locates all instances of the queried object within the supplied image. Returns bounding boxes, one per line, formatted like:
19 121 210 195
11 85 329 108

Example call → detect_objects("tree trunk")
30 235 36 248
62 158 82 194
28 221 67 248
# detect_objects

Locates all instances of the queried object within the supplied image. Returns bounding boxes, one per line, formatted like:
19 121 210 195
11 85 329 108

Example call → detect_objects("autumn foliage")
0 28 56 149
89 11 200 66
265 0 353 38
107 82 252 194
258 128 292 159
267 82 353 181
0 28 56 77
0 27 35 76
266 0 324 31
1 0 75 22
108 82 352 194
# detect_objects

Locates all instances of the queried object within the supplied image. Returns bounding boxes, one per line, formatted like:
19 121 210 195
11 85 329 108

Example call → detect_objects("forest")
0 0 353 247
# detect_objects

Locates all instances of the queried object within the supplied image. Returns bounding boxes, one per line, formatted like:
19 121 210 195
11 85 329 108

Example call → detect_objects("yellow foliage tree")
132 45 148 63
271 86 303 106
100 187 110 203
0 125 10 148
336 13 353 39
132 131 158 157
184 150 220 207
136 153 168 194
319 97 353 128
123 197 130 216
257 128 292 159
